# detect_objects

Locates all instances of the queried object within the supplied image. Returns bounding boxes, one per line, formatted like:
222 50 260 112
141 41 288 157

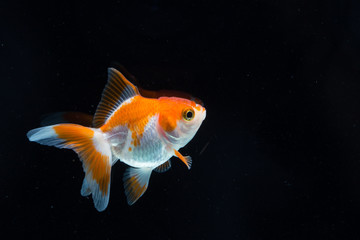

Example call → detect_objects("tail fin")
27 124 112 212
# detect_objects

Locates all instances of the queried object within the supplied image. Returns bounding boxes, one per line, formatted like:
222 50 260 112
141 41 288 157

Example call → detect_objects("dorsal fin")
93 68 140 128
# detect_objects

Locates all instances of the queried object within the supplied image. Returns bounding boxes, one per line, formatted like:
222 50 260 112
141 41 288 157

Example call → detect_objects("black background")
2 0 360 239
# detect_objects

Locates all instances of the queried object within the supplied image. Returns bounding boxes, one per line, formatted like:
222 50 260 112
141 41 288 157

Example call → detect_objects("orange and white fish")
27 68 206 211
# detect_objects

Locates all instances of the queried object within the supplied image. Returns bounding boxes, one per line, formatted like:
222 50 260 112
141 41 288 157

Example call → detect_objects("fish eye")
182 108 195 121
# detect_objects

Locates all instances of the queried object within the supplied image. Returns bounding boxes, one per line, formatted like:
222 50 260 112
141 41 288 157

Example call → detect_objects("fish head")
158 97 206 147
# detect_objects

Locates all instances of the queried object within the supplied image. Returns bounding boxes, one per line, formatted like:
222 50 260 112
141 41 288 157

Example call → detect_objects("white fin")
27 126 58 146
123 167 152 205
154 160 171 173
93 68 140 128
81 178 91 197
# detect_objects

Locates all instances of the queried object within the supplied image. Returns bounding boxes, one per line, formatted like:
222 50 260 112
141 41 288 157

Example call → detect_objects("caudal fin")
27 124 112 211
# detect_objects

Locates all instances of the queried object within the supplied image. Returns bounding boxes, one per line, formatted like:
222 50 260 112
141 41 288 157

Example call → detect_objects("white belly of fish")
106 116 173 168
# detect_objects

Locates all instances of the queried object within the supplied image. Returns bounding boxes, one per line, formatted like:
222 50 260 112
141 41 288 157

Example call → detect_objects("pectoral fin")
123 167 152 205
174 149 192 170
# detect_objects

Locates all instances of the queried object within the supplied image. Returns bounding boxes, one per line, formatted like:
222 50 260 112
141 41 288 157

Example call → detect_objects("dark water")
2 1 360 239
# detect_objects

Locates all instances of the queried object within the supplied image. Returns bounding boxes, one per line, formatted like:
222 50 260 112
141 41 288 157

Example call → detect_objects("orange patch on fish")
101 96 158 146
158 97 201 132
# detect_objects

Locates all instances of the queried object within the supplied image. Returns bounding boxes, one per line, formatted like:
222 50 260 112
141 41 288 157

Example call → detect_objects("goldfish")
27 68 206 211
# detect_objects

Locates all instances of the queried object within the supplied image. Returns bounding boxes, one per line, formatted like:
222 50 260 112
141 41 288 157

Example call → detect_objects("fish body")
27 68 206 211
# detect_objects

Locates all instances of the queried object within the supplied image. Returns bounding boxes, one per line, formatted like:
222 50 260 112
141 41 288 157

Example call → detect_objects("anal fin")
123 167 152 205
